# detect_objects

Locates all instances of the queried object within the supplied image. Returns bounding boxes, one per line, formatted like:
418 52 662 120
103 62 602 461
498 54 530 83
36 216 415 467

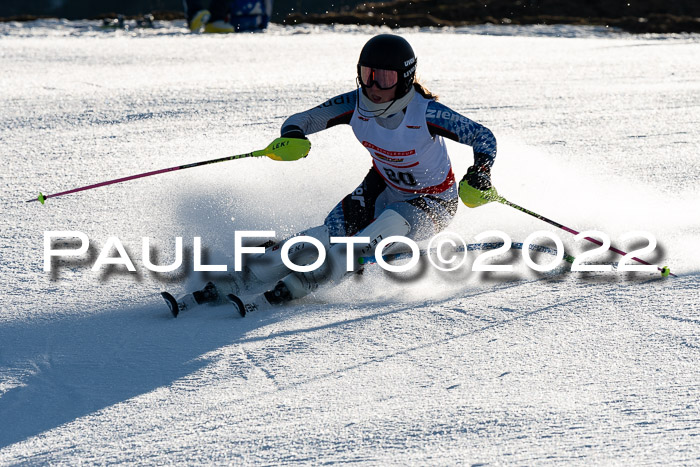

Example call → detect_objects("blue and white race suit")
281 88 497 242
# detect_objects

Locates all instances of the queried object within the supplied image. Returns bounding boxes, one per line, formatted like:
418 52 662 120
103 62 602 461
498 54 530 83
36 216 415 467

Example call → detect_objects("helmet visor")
359 66 398 90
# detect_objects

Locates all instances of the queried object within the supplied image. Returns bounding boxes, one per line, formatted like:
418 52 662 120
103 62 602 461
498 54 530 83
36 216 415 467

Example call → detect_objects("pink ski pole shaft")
27 149 266 204
494 195 675 277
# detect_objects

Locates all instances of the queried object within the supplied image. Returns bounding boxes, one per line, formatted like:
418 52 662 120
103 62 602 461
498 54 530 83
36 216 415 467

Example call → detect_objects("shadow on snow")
0 302 257 448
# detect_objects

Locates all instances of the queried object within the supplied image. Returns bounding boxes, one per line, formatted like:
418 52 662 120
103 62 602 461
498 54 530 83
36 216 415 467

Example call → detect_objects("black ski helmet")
357 34 417 99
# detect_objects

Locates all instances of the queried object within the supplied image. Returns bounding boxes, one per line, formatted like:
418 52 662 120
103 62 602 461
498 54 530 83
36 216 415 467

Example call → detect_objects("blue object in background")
228 0 273 31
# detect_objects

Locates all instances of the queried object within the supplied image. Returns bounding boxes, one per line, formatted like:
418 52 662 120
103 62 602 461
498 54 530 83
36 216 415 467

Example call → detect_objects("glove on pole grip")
459 164 498 208
264 137 311 162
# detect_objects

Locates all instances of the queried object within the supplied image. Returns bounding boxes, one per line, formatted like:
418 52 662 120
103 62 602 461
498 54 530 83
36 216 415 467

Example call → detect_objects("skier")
185 0 274 33
162 34 498 317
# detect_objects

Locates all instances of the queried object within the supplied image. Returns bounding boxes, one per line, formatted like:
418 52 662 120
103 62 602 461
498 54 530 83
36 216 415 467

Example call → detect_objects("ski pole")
492 193 675 277
26 138 311 204
26 150 264 204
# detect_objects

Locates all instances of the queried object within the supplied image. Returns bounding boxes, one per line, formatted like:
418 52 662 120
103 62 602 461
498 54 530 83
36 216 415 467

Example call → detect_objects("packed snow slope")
1 20 699 464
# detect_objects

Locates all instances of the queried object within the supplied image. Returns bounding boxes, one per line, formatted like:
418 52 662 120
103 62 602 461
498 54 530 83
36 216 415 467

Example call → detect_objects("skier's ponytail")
413 79 438 101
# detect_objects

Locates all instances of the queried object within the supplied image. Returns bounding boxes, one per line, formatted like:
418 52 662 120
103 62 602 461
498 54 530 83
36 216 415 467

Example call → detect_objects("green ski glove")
459 164 499 208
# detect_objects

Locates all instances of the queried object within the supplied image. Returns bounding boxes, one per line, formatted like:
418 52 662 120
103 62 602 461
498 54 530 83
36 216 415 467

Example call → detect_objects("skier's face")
365 83 396 104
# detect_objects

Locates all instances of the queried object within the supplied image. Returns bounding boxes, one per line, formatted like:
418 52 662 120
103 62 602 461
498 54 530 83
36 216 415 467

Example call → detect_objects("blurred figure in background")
184 0 234 33
229 0 273 32
184 0 273 33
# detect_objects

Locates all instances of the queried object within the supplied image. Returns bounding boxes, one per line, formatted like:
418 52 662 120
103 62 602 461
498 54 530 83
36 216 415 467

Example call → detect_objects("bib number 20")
384 168 417 187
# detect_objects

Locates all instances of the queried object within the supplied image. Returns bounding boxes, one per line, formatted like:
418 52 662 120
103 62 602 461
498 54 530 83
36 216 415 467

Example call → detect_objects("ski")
226 294 248 318
160 292 180 318
160 282 217 318
358 241 576 265
226 281 292 318
160 291 199 318
161 291 180 317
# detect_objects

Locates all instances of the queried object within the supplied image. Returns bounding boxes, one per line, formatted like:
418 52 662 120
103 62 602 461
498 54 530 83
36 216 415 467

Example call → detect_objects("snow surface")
1 20 699 464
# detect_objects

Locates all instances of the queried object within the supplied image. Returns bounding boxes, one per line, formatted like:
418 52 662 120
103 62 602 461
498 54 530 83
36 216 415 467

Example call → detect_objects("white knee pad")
354 209 411 257
247 224 331 283
327 208 410 280
283 209 412 299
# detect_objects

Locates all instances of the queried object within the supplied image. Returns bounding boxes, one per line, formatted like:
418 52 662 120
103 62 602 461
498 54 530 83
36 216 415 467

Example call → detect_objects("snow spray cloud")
43 230 663 276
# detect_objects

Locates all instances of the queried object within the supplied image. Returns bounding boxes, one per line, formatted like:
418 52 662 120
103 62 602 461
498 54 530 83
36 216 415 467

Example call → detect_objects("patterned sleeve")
280 91 357 137
425 100 497 168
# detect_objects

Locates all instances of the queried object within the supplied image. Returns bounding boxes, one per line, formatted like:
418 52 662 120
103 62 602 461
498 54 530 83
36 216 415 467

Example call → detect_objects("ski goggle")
359 66 398 90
